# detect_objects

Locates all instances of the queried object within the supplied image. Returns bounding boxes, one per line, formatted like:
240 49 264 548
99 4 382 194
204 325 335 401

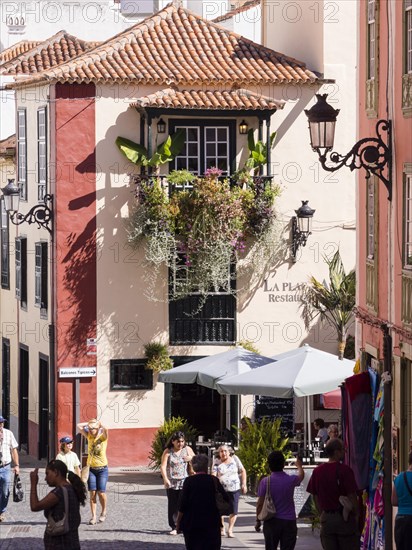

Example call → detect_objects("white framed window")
37 107 47 201
35 242 48 311
404 174 412 269
174 126 200 176
15 237 27 307
204 127 229 175
406 0 412 73
368 0 376 80
17 109 27 200
367 178 376 260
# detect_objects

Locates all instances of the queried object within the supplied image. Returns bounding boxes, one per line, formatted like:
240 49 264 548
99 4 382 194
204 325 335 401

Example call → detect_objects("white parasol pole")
306 395 312 452
303 396 307 451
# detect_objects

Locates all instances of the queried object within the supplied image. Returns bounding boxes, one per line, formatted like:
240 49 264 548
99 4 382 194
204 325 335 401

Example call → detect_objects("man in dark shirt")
307 438 358 550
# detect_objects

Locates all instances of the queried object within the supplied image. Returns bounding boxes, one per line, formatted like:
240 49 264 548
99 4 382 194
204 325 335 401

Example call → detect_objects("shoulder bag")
257 476 276 521
45 486 70 536
213 477 232 516
13 473 24 502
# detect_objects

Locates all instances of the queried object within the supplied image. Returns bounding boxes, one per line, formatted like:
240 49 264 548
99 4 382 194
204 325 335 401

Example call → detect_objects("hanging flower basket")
127 169 283 301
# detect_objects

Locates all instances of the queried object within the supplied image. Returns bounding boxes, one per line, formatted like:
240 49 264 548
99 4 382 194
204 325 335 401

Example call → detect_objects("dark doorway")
1 338 10 420
169 356 222 440
19 345 29 452
38 355 49 459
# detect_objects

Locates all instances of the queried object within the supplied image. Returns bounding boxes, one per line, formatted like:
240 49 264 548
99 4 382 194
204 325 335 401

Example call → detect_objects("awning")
322 389 342 409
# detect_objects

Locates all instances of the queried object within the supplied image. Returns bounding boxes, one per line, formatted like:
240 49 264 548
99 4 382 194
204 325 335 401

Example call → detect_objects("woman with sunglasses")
160 431 195 535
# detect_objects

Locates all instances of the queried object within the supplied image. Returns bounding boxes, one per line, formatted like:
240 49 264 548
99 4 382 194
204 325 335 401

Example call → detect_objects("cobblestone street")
0 456 322 549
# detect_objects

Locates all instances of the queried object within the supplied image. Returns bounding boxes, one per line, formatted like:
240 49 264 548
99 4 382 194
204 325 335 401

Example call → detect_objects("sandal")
99 515 107 523
88 518 97 525
227 531 234 538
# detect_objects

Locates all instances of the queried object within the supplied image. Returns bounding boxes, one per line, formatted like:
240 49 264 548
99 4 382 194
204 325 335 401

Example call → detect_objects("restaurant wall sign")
263 279 305 303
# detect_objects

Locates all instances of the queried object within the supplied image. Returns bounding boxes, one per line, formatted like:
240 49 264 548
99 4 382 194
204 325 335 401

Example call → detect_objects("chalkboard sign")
255 396 295 435
285 466 314 517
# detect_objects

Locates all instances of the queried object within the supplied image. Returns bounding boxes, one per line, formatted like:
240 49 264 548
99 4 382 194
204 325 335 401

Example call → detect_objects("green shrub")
236 417 290 493
148 416 198 470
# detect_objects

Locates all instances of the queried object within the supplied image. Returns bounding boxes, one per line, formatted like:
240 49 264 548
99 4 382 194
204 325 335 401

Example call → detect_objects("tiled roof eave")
8 74 318 89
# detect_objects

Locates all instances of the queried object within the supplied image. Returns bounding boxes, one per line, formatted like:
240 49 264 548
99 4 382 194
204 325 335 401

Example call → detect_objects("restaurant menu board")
286 466 314 517
255 396 295 435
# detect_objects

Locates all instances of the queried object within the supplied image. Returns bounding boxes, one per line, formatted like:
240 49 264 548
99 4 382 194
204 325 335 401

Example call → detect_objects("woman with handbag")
30 459 87 550
212 444 247 537
392 450 412 550
160 431 195 535
256 451 304 550
176 453 230 550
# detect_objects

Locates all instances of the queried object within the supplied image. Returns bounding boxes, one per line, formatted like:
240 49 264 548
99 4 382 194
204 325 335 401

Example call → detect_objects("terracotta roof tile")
213 0 261 23
0 41 42 64
13 3 318 87
131 88 285 111
0 32 100 75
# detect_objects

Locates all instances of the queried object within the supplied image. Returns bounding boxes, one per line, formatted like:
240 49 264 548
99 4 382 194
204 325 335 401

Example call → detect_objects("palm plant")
300 249 356 359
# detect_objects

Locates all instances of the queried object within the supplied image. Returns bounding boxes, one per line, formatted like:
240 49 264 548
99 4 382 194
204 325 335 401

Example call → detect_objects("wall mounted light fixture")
291 200 315 261
305 93 392 200
157 118 166 134
239 120 248 135
2 179 53 234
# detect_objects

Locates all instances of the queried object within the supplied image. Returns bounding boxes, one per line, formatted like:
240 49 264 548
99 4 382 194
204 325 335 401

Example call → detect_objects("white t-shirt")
56 451 81 474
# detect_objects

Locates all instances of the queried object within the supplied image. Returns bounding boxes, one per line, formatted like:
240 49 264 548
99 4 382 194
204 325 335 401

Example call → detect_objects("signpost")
59 367 96 378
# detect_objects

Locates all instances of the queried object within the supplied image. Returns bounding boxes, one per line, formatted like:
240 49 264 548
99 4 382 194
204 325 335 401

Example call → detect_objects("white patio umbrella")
158 346 274 390
215 344 354 448
216 344 354 397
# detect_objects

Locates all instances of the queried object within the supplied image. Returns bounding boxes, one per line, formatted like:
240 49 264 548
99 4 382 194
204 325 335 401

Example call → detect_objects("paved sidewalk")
0 457 322 549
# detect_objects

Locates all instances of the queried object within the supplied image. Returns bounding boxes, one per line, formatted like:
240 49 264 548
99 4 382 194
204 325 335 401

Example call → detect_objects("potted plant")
115 129 185 172
144 341 173 372
236 417 290 493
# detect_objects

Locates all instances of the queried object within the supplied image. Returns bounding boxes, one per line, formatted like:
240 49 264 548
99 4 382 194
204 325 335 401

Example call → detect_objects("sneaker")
169 529 178 535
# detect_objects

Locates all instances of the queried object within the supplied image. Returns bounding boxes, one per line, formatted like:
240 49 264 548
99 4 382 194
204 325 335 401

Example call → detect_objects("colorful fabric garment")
212 455 244 492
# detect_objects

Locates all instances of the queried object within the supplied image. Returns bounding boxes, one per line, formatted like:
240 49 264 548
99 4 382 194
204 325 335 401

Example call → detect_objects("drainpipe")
265 116 271 176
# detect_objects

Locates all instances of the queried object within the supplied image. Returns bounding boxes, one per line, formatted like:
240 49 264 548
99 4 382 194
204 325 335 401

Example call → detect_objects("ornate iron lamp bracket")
317 119 392 201
9 194 53 234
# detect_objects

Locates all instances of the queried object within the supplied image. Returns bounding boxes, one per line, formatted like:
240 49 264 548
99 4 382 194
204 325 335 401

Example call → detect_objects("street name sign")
59 367 97 378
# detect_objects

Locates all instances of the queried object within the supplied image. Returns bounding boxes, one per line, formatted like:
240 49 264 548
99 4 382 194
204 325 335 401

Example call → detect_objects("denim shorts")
88 466 109 492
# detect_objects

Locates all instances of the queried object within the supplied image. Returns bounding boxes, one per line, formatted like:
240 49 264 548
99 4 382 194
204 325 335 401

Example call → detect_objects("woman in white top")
212 444 247 538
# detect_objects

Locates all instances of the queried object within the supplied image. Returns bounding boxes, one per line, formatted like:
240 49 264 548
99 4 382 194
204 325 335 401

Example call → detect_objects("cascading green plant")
127 169 282 301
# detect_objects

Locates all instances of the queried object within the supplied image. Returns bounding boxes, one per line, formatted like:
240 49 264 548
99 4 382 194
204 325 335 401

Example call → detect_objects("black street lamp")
2 179 53 234
305 94 392 200
291 200 316 261
157 118 166 134
239 120 248 135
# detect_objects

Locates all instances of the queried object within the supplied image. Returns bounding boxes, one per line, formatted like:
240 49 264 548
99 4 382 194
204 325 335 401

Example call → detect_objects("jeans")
87 466 109 492
0 464 11 513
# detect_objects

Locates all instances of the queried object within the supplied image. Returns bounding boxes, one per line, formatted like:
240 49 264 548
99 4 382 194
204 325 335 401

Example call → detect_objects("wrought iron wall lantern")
2 179 53 234
305 94 392 201
239 120 248 134
291 200 315 261
157 118 166 134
